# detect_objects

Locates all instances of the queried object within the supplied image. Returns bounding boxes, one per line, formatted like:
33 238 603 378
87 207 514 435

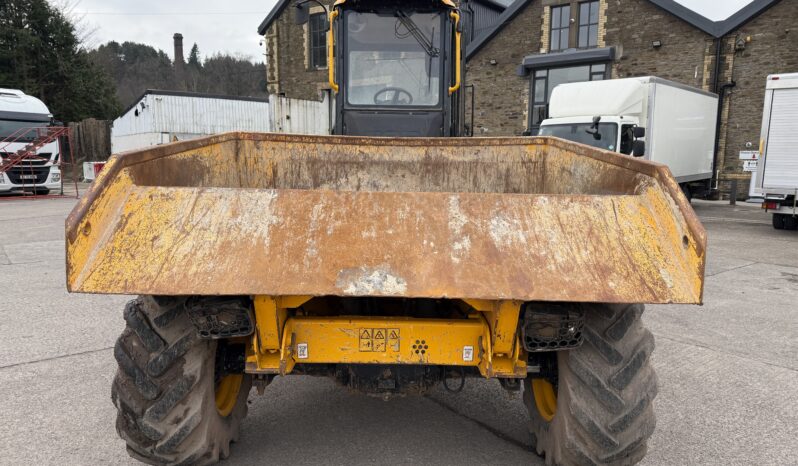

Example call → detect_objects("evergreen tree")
188 43 201 68
0 0 120 122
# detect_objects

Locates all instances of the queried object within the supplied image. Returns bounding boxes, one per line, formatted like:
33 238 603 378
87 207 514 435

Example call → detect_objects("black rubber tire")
784 215 798 231
680 184 692 203
773 214 786 230
524 304 657 466
111 296 252 465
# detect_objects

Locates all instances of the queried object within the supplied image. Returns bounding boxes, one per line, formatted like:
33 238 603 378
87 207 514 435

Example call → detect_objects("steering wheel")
373 87 413 105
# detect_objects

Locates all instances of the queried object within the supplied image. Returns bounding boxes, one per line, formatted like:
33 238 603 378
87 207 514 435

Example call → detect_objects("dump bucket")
66 133 705 304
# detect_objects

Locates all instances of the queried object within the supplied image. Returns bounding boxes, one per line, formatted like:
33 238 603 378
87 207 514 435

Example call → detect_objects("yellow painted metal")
463 299 522 355
532 378 557 422
253 296 312 352
215 374 243 417
448 11 461 94
245 314 526 378
65 133 706 304
328 9 339 93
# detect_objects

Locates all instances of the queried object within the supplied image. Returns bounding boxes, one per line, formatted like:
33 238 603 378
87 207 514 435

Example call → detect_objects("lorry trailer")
539 77 719 200
754 73 798 230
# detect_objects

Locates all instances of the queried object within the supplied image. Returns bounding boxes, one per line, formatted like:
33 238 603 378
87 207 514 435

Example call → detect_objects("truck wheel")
111 296 252 465
772 214 785 230
784 215 798 231
524 304 657 466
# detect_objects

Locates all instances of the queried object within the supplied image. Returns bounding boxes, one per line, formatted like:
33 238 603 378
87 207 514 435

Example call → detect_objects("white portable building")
111 90 271 154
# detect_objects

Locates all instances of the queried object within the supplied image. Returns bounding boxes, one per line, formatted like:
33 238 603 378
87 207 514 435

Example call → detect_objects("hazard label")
359 328 400 352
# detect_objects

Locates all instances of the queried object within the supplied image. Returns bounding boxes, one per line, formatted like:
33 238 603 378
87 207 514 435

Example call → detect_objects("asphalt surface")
0 196 796 465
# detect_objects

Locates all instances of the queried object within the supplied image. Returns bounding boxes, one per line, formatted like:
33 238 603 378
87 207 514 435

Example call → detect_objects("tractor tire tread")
527 303 657 466
111 296 250 465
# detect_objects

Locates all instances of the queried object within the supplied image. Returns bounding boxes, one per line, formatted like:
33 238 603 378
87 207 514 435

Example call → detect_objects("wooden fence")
69 118 112 164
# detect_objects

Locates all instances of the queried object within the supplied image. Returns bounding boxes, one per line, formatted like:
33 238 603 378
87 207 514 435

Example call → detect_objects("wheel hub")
531 378 557 421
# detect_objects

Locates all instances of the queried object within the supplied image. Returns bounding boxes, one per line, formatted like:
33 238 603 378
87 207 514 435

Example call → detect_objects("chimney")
173 33 185 65
173 33 185 89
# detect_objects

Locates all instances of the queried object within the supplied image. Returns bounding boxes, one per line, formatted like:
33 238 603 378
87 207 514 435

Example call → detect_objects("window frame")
549 5 571 52
342 10 446 109
308 12 328 70
577 1 600 49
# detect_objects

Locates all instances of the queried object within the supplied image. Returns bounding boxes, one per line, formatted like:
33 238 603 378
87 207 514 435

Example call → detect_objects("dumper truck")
538 77 719 201
65 1 706 465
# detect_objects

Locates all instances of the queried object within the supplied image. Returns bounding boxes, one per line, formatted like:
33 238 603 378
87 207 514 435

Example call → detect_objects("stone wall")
466 2 542 136
265 1 332 101
604 0 709 87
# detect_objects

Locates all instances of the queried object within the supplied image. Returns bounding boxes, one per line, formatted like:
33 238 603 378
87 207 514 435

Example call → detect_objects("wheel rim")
532 378 557 421
215 374 243 417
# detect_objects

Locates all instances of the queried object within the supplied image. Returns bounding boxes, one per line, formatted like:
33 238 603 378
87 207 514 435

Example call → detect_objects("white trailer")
754 73 798 230
539 77 719 199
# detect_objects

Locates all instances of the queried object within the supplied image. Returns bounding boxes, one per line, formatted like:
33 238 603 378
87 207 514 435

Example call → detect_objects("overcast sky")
57 0 280 62
674 0 755 21
56 0 757 61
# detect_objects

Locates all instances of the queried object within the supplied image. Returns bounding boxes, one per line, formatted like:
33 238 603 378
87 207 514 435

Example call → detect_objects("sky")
673 0 756 21
55 0 280 62
55 0 759 61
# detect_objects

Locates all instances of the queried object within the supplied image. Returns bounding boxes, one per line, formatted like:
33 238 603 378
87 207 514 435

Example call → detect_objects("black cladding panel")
342 111 444 137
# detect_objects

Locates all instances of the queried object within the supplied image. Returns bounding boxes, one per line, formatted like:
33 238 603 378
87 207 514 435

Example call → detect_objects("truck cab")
297 0 465 137
538 115 643 156
0 89 63 194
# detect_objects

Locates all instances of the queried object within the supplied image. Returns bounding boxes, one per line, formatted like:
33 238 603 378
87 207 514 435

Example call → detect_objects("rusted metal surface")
66 132 706 304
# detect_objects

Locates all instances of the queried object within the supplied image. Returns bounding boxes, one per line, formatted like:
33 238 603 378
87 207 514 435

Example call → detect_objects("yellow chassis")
246 296 527 378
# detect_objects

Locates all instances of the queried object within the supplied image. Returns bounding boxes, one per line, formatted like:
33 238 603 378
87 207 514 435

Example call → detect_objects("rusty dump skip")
65 132 706 304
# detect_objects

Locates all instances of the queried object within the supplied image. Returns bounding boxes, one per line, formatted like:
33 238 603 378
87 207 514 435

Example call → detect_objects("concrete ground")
0 196 796 465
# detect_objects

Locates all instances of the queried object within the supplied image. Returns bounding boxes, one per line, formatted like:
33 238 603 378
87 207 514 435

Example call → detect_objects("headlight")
51 173 61 182
0 173 6 184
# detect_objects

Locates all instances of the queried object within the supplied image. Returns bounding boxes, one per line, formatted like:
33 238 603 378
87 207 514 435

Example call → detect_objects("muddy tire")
524 304 657 466
773 214 785 230
111 296 252 465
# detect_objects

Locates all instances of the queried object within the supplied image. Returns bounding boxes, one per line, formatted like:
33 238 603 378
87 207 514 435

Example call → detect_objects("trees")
91 41 178 106
0 0 120 122
90 42 267 108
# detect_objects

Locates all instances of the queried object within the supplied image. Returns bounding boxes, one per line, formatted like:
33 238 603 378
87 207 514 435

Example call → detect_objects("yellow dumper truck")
65 1 705 465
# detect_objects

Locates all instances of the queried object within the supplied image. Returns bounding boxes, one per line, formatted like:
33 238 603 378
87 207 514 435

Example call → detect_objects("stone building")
259 0 798 197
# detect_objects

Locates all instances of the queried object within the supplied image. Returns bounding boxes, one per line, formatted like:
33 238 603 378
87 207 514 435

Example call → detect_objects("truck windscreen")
345 11 442 107
0 120 49 142
538 123 619 152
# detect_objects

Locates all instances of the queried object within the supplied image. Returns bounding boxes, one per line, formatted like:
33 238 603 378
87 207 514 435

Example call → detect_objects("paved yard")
0 197 796 465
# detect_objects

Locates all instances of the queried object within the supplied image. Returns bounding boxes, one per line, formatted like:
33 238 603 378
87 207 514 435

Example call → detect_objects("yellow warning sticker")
359 328 400 352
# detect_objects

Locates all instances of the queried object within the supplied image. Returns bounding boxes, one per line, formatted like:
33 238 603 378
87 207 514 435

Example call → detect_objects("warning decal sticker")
359 328 400 352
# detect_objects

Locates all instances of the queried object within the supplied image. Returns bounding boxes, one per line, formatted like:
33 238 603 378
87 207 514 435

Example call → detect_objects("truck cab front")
296 0 464 137
538 115 645 156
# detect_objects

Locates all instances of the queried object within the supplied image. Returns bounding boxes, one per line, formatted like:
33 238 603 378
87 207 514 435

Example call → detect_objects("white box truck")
538 77 719 200
0 88 62 194
753 73 798 230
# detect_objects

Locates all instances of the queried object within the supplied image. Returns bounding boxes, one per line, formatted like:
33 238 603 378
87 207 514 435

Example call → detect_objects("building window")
550 5 571 52
308 13 327 69
529 63 607 130
578 1 599 48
